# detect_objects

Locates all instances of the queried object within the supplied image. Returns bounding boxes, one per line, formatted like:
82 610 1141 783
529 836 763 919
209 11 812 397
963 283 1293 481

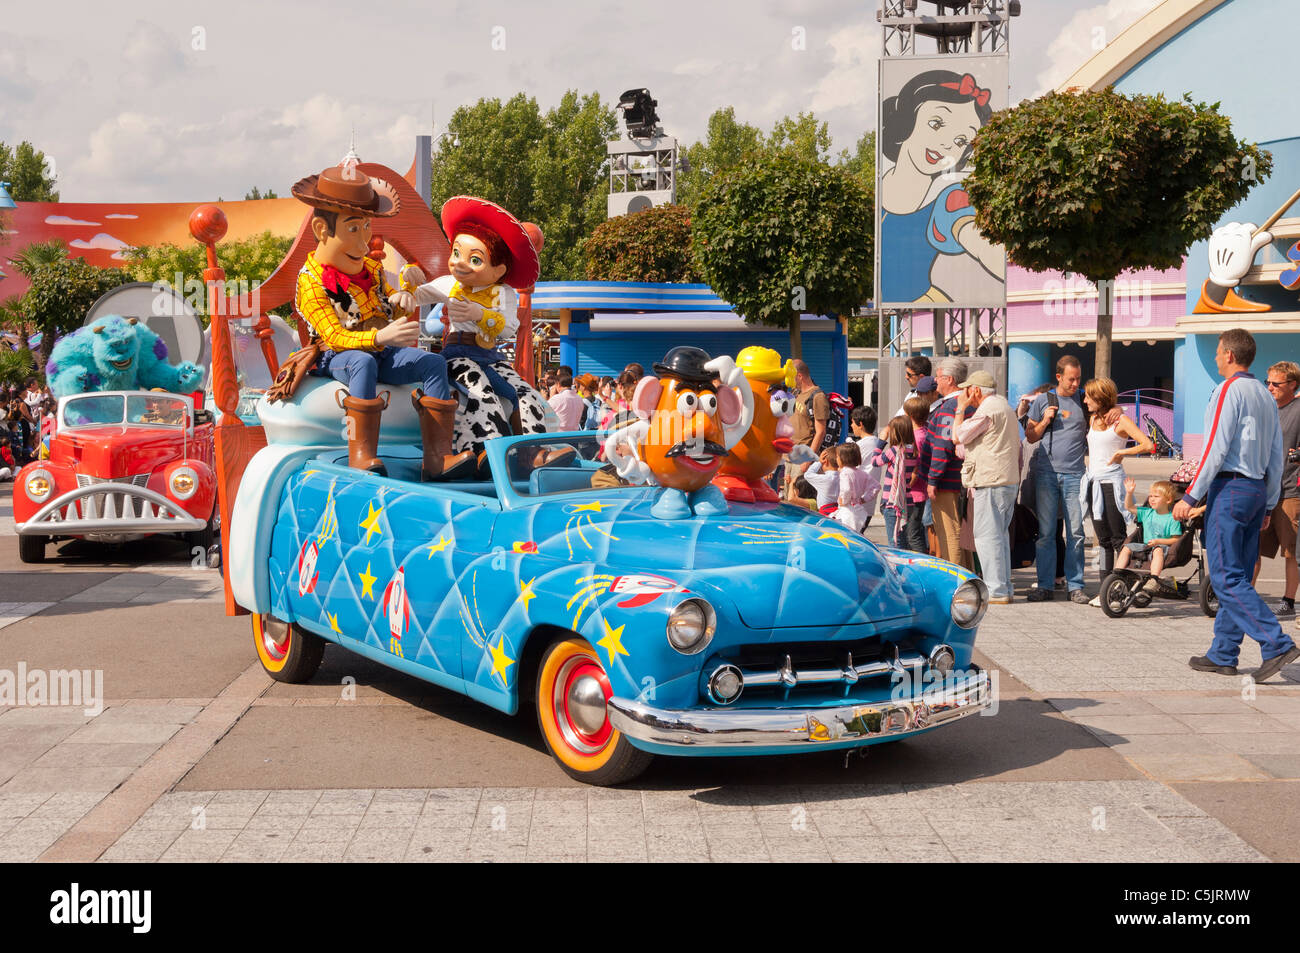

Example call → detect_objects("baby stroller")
1097 460 1218 618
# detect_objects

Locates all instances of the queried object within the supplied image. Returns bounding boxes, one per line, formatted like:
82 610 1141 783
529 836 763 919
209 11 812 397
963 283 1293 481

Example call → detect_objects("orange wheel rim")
538 639 619 773
253 614 292 672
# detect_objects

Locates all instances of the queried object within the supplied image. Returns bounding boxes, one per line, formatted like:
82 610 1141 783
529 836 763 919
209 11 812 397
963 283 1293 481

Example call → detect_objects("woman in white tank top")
1080 377 1154 584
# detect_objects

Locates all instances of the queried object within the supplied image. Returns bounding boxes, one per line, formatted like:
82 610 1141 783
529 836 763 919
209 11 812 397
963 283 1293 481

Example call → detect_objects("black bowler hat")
653 346 716 387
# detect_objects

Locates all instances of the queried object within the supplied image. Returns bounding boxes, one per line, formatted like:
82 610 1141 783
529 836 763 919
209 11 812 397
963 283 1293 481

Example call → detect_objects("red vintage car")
12 390 217 563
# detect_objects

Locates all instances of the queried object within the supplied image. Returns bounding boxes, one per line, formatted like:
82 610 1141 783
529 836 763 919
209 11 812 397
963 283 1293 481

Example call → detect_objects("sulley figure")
46 315 204 398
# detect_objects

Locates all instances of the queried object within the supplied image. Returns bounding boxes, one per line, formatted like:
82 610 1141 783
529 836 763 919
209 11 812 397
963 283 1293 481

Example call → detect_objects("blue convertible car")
228 382 990 784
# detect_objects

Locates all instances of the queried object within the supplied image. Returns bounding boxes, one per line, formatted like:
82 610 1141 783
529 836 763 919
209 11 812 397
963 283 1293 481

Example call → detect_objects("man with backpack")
791 360 833 452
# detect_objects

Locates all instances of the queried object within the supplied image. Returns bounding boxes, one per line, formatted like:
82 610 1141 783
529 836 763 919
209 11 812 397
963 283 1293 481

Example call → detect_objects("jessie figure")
604 346 753 520
408 197 549 463
712 346 797 504
292 158 474 481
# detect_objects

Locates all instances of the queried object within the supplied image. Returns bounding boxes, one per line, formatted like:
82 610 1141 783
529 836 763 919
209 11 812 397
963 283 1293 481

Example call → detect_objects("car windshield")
61 393 189 429
501 433 642 498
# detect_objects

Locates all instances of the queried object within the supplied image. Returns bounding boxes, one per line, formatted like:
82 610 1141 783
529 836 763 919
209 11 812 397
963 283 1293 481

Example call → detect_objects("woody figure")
292 156 474 480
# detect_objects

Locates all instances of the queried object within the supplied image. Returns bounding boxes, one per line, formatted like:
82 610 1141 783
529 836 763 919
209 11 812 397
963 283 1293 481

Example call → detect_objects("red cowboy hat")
441 196 541 288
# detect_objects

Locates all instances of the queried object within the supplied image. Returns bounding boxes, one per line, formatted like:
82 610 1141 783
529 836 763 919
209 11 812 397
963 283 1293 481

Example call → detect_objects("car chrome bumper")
15 484 206 536
607 669 990 749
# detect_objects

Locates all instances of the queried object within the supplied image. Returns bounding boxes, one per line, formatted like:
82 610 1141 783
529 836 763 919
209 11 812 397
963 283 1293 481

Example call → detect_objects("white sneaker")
1088 594 1102 607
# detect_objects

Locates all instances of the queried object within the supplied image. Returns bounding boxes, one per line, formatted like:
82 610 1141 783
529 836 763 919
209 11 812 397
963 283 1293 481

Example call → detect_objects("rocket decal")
382 566 411 654
297 539 320 597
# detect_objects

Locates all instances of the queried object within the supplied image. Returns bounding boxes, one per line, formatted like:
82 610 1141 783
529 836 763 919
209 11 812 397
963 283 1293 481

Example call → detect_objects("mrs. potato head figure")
712 345 797 504
604 346 753 520
292 158 474 481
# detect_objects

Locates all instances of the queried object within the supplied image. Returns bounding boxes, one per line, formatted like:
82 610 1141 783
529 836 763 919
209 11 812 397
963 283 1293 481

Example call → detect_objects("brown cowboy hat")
291 164 400 217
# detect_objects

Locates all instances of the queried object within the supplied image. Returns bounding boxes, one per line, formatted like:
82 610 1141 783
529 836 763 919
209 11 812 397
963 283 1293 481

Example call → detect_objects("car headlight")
950 578 988 629
666 598 716 654
25 468 54 501
169 466 198 500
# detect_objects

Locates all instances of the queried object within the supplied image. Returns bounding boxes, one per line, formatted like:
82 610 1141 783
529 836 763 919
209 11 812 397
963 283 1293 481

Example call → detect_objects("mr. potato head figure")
604 346 753 520
712 346 797 504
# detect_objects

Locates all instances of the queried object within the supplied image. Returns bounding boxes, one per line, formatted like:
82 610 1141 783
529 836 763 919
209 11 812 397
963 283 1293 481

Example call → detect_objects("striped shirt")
925 394 972 493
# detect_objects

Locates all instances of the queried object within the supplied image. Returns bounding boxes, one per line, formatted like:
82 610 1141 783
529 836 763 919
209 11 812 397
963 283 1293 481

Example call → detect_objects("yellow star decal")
358 562 377 599
571 501 608 513
817 530 851 549
488 637 515 684
425 534 452 558
304 469 320 476
597 618 629 665
519 578 536 611
327 611 341 635
359 501 384 546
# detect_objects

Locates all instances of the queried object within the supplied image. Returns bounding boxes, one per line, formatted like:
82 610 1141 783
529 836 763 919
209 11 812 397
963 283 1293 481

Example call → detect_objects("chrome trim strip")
15 484 205 535
608 670 990 749
725 650 928 690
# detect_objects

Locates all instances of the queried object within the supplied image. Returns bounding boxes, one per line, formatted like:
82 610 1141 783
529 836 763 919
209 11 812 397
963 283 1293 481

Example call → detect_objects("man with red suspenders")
1174 328 1300 681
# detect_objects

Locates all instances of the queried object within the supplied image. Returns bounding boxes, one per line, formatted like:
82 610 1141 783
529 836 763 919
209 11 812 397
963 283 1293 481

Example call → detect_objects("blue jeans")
1205 476 1297 667
882 504 899 548
317 346 451 401
974 484 1018 599
1035 469 1084 591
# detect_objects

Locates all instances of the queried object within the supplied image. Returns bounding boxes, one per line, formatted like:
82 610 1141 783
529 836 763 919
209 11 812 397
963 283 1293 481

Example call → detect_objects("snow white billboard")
876 54 1008 309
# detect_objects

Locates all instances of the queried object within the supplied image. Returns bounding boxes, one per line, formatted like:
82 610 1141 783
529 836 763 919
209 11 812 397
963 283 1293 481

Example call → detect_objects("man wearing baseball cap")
953 370 1020 603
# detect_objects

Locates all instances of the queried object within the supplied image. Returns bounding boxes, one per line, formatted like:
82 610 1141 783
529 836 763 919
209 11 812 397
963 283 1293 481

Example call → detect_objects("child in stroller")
1098 476 1214 617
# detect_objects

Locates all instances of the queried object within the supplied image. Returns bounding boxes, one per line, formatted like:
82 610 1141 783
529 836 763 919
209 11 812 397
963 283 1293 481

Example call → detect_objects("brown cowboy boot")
337 393 387 476
411 390 476 481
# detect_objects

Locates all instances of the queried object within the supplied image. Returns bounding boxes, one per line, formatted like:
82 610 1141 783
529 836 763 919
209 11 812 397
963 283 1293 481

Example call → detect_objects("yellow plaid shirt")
295 252 397 353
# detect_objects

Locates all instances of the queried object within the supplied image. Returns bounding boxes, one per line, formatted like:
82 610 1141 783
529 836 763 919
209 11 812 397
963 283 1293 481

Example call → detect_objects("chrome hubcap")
566 674 608 735
261 616 291 661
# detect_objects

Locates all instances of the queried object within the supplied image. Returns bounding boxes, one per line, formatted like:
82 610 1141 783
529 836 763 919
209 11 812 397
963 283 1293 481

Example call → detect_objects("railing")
1118 389 1179 458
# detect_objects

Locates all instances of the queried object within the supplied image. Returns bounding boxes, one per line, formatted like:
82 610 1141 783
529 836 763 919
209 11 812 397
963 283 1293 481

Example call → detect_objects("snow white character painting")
879 69 1003 305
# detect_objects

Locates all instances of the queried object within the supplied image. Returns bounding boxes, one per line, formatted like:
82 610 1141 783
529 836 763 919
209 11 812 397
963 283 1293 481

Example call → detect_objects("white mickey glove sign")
1208 222 1272 289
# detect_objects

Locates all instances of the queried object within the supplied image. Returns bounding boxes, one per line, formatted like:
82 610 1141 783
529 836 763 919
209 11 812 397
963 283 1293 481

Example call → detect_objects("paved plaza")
1 475 1297 863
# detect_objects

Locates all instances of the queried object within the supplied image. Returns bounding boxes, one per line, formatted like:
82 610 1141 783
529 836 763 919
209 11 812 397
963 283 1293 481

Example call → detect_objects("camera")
1288 447 1300 464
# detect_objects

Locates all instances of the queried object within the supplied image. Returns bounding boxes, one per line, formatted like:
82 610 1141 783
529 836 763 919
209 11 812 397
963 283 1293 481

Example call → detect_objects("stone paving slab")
0 603 55 631
93 781 1266 863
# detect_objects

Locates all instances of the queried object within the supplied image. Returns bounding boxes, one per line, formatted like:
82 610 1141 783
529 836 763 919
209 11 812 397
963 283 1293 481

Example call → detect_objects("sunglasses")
1267 380 1295 388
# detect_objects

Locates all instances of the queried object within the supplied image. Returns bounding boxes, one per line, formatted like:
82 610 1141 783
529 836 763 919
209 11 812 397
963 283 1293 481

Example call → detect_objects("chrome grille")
76 473 150 488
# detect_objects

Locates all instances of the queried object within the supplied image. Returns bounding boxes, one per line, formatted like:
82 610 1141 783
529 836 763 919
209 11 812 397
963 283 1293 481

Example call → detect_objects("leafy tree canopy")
967 89 1271 280
431 91 615 280
584 204 701 283
966 88 1271 377
125 231 294 321
693 151 873 358
243 186 279 200
0 141 59 202
19 258 134 364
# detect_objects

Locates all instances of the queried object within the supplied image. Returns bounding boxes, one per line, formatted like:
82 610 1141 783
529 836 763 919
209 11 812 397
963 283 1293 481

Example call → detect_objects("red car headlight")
168 465 199 501
24 468 55 502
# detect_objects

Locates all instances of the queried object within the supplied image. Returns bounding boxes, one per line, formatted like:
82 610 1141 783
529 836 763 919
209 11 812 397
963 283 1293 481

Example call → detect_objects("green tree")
125 231 294 321
967 89 1271 379
693 151 873 359
431 93 547 221
838 130 876 190
0 141 59 201
530 91 618 280
0 342 35 388
16 258 134 365
243 186 279 200
767 111 834 162
677 108 765 206
584 204 702 282
0 295 34 354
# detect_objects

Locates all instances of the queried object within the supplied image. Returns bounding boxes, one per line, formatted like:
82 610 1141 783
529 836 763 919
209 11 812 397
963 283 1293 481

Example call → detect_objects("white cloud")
45 215 101 226
69 232 129 252
1033 0 1160 96
104 213 137 219
808 23 879 116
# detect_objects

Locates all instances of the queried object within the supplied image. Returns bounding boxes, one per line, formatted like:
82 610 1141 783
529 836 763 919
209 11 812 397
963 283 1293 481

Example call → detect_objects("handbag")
265 343 322 403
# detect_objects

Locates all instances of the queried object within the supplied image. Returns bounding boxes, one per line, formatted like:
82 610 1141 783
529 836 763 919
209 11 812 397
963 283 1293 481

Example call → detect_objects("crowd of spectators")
1 376 53 479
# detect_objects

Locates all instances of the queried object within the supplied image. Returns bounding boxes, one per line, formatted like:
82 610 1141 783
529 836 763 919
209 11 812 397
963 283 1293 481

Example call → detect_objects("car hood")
51 425 185 479
505 492 914 629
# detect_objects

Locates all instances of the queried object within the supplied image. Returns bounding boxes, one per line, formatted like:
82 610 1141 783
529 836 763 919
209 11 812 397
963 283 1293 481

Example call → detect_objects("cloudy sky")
1 0 1158 202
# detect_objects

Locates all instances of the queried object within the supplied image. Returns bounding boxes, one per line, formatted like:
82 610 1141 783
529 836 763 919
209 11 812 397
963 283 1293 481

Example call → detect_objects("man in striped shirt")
925 357 974 569
1174 329 1299 681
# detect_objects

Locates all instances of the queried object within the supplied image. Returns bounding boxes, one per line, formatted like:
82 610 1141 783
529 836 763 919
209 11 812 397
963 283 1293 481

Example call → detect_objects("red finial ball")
523 221 544 254
190 204 228 245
